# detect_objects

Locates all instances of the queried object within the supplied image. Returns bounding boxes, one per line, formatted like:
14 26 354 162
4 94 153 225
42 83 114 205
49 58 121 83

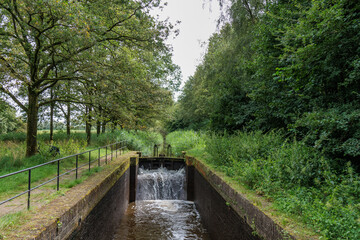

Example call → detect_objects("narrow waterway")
112 167 210 240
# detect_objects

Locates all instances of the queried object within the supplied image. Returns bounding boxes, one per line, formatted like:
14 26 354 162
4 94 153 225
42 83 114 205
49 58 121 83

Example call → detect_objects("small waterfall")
136 167 186 200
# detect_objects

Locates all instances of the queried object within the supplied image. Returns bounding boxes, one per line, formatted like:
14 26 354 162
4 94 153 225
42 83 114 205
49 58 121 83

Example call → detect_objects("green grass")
0 211 27 231
166 130 207 156
167 130 360 240
0 148 109 198
0 129 161 199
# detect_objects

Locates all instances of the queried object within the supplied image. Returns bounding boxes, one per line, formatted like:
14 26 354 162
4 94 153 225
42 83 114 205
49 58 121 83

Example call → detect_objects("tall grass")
166 130 206 156
168 130 360 239
0 129 161 172
0 130 161 193
112 130 162 156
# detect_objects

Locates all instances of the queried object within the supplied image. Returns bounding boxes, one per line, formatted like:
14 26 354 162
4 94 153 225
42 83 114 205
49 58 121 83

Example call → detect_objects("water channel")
112 167 210 240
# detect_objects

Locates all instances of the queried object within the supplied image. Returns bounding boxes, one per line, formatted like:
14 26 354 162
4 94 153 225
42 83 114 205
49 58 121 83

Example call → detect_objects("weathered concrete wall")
129 157 139 202
139 157 185 170
187 156 294 240
11 152 137 240
69 169 130 239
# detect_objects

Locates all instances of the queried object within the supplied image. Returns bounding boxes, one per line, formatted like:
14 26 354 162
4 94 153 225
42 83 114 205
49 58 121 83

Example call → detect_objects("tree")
177 0 360 164
0 98 24 134
0 0 177 156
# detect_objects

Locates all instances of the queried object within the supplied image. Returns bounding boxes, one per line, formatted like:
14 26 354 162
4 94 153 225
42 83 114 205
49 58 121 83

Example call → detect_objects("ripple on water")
112 200 210 240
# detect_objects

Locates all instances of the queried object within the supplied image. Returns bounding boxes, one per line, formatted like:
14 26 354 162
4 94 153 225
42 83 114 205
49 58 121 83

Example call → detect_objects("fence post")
89 151 91 171
27 169 31 210
106 146 108 164
76 155 79 179
167 144 172 157
57 160 60 191
98 148 100 167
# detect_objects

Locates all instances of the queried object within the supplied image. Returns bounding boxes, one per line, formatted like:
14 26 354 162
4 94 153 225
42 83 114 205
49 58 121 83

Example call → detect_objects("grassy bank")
0 130 160 173
167 130 360 239
0 130 161 198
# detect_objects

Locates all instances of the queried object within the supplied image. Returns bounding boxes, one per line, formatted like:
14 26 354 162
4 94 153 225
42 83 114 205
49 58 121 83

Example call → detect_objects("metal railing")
0 141 126 210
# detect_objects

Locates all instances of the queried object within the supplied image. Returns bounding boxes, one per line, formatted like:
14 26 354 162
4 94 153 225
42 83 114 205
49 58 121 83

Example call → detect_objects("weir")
24 152 294 239
114 166 210 239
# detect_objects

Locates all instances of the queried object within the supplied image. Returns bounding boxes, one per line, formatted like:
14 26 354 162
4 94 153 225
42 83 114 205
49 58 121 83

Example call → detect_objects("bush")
168 130 360 239
117 130 161 156
166 130 206 156
291 104 360 167
0 132 26 142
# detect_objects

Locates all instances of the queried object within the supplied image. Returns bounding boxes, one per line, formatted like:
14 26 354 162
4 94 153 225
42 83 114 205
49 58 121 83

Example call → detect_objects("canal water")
112 167 210 240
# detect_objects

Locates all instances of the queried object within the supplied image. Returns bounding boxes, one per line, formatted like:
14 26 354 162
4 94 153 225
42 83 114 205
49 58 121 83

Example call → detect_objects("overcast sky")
152 0 222 86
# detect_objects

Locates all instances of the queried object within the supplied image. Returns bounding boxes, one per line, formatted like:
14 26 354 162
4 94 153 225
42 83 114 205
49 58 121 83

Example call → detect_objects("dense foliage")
0 99 24 134
0 0 180 156
171 0 360 166
167 130 360 239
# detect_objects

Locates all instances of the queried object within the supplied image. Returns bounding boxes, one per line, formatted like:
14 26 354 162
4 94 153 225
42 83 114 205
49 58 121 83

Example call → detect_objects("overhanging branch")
0 85 27 112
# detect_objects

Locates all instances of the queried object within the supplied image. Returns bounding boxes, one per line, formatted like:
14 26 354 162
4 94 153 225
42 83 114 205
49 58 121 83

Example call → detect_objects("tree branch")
39 98 91 107
0 85 27 112
0 55 29 84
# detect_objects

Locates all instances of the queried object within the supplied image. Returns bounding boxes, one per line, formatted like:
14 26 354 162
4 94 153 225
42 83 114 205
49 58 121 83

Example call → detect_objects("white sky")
152 0 222 86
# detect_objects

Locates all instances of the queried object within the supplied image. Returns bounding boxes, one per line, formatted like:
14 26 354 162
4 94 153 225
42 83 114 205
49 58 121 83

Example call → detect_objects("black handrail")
0 141 126 210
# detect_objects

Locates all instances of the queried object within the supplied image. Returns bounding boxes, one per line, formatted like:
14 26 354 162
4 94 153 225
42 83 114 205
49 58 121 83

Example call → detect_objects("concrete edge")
186 156 296 240
9 152 137 240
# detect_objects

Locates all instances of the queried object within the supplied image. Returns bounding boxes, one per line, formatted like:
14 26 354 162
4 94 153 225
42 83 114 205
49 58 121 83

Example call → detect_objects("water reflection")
112 200 210 240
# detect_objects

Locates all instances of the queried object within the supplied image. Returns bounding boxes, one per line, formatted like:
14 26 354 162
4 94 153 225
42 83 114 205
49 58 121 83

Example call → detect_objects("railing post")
57 160 60 191
98 148 100 167
76 155 79 179
0 141 126 211
27 169 31 210
89 151 91 171
106 146 108 164
167 144 172 157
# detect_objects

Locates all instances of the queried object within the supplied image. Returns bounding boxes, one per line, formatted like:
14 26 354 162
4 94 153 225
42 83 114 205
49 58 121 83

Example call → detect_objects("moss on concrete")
2 152 137 240
187 155 320 240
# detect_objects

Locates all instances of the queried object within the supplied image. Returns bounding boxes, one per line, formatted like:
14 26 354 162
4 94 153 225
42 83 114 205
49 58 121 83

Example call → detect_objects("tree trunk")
111 121 116 133
49 88 54 142
97 106 102 136
162 134 167 155
86 106 92 146
26 91 39 157
96 120 101 136
102 121 106 133
66 102 71 136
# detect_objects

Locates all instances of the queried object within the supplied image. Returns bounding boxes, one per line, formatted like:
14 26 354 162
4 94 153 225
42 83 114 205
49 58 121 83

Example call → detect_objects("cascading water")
112 166 210 240
136 167 186 200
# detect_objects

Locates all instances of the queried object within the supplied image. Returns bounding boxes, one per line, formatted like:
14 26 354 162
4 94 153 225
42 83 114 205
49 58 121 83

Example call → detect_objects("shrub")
167 130 360 239
291 104 360 167
166 130 206 156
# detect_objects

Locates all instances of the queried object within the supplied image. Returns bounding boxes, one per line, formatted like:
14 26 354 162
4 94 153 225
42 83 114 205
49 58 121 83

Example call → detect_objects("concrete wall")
12 153 137 240
69 169 130 240
14 152 292 240
187 156 295 240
